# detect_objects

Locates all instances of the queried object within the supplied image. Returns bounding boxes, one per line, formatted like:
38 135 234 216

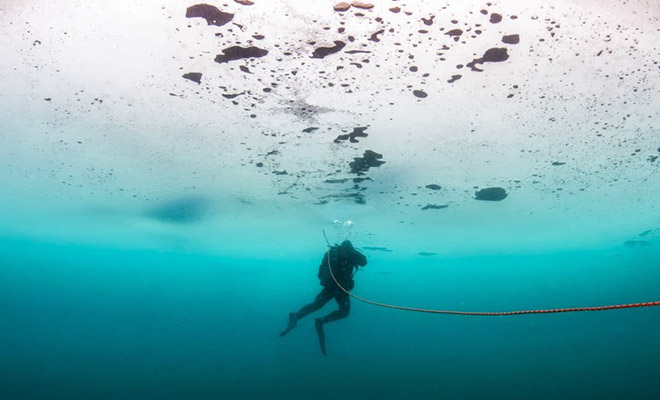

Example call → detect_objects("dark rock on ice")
311 41 346 59
489 13 502 23
502 34 520 44
215 46 268 63
349 150 385 174
334 126 369 143
475 187 507 201
182 72 202 84
186 4 233 26
466 48 509 72
413 90 428 98
448 75 462 83
369 29 385 42
421 204 448 210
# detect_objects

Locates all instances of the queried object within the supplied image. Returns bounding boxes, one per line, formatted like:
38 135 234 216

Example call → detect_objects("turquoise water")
2 237 659 399
2 0 660 398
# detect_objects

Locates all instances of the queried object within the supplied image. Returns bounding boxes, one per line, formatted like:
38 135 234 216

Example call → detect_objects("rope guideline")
323 235 660 316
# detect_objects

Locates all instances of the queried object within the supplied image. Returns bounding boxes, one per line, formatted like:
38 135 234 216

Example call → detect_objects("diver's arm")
354 251 367 267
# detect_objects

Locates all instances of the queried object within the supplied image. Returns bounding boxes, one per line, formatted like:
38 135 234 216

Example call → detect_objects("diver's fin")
315 318 327 356
279 313 297 337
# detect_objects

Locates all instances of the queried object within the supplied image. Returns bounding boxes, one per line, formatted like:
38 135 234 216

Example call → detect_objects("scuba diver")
279 240 367 355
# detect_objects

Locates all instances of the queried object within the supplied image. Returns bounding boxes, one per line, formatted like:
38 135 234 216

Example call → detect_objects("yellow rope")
326 244 660 316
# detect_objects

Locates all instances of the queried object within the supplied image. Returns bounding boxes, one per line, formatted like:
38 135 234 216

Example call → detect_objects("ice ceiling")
0 0 659 257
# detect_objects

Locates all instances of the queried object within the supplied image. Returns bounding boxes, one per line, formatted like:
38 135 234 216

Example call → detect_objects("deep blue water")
2 237 659 400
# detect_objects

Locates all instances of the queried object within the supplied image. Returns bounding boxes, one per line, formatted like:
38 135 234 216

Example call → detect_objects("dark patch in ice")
475 187 508 201
369 29 385 42
44 97 51 101
363 246 392 252
448 74 462 83
273 170 288 175
186 4 233 27
353 177 373 183
418 252 437 256
222 92 244 99
255 162 263 167
552 161 566 166
624 240 650 247
413 90 428 98
334 3 351 12
182 72 202 84
352 2 374 10
502 34 520 44
425 184 442 190
350 150 385 175
215 46 268 63
148 196 208 224
466 48 509 72
421 204 448 210
252 34 265 40
319 192 366 205
303 127 319 133
446 29 463 42
325 178 349 184
389 7 400 13
239 65 251 73
334 126 369 143
348 192 366 205
345 50 371 54
421 15 435 26
489 13 502 24
311 41 346 59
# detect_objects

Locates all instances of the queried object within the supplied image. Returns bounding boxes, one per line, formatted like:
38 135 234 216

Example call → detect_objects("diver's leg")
295 287 334 320
314 291 351 355
280 287 333 337
318 290 351 324
315 318 327 356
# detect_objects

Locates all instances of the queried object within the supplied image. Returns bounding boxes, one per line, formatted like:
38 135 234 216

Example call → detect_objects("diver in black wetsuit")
279 240 367 355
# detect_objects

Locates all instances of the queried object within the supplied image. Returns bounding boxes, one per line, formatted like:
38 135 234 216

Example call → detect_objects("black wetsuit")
294 246 367 324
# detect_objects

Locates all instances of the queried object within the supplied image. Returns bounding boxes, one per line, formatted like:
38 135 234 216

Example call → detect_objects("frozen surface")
1 0 659 256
